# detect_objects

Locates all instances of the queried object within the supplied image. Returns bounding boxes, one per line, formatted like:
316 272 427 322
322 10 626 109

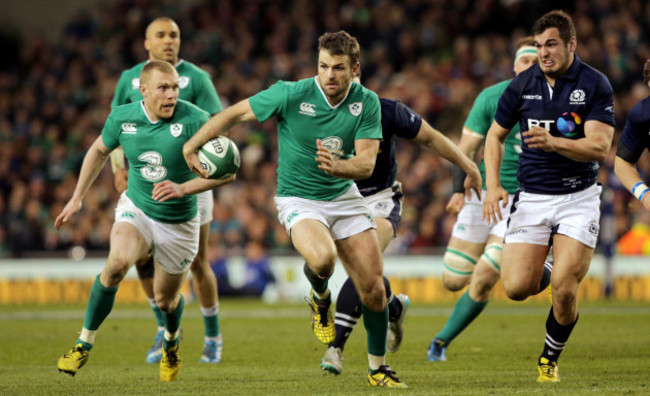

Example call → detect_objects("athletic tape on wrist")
632 182 649 201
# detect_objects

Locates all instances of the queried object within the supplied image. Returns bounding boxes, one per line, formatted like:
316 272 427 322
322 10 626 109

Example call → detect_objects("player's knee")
502 280 530 301
155 295 177 313
357 276 385 310
307 250 337 277
105 255 133 284
442 249 478 291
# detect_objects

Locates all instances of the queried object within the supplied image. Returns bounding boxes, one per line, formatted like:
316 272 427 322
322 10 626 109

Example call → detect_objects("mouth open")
162 103 175 111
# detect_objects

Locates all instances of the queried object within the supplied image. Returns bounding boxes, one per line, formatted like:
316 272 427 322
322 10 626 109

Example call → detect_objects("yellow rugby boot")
305 291 335 344
57 343 90 376
367 365 407 388
160 343 181 382
537 357 559 383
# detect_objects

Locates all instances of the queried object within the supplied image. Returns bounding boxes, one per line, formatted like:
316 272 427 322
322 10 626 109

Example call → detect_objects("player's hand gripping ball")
197 136 241 180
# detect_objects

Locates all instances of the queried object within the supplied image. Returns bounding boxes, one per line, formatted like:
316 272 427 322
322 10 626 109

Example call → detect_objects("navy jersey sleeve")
391 101 422 139
493 78 522 130
586 75 616 126
617 100 649 163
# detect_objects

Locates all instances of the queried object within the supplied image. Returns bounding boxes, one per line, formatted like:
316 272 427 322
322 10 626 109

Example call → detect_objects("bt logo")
527 119 555 130
556 112 582 137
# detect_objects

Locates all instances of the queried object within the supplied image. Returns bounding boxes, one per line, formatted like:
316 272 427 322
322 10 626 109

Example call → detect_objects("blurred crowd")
1 0 650 258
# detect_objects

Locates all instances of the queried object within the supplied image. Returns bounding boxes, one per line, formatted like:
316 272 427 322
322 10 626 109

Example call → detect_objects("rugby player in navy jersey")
615 61 650 209
482 10 615 382
320 74 482 375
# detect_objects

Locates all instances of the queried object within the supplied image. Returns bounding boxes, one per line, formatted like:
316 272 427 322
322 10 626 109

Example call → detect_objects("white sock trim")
164 329 181 342
147 298 157 309
79 328 97 345
200 304 219 317
368 353 385 371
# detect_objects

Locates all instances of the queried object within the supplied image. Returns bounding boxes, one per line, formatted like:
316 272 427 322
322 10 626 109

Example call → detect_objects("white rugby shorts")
114 193 200 274
363 181 403 233
197 190 214 226
504 184 602 248
274 184 376 240
451 189 514 243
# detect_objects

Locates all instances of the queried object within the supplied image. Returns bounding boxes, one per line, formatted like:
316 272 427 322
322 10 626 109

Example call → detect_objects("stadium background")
1 0 650 304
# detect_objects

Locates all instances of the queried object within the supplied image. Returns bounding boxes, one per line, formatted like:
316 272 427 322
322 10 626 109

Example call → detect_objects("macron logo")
299 102 316 116
121 123 137 134
522 95 542 100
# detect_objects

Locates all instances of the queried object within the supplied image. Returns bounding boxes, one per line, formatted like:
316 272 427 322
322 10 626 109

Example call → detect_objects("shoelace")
316 303 330 326
166 349 179 365
376 365 401 382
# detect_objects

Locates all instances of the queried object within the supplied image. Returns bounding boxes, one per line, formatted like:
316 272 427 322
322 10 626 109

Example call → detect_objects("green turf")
2 299 649 395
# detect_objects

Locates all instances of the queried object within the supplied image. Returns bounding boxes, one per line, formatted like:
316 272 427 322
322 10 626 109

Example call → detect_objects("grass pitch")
2 299 649 395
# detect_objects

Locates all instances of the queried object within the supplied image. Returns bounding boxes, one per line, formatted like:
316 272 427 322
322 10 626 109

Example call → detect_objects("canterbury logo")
121 123 137 134
299 102 316 116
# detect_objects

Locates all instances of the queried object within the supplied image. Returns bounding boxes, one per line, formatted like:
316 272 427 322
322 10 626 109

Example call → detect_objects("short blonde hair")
140 60 177 85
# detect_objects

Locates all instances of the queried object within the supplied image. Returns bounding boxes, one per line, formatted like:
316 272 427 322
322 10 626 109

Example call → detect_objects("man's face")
534 27 575 79
140 69 179 120
514 54 538 75
317 50 358 104
144 20 181 64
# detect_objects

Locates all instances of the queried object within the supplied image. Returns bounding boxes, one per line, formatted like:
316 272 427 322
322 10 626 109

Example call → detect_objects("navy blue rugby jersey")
495 56 615 194
356 98 422 196
617 96 650 164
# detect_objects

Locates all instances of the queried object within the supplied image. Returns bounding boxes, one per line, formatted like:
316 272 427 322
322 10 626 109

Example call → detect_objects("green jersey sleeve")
101 110 121 150
249 81 288 123
355 91 382 140
464 88 496 137
193 70 222 115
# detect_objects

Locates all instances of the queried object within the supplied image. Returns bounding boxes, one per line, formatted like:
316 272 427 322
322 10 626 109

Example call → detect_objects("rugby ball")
197 136 241 180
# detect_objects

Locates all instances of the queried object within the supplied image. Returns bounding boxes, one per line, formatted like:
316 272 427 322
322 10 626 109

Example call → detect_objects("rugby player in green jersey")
55 61 233 382
183 31 407 388
110 17 225 364
428 37 546 362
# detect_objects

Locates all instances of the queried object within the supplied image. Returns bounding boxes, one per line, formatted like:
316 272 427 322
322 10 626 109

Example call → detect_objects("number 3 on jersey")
139 151 167 181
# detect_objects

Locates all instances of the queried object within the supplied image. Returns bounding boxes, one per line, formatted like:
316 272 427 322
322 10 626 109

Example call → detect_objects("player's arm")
152 175 235 203
55 136 112 229
109 147 128 193
446 129 485 213
412 120 481 198
523 120 613 162
482 120 511 224
183 99 258 177
316 138 379 179
615 126 650 210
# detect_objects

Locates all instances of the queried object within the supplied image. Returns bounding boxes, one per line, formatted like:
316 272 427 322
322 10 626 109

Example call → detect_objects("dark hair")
532 10 576 45
516 36 536 50
644 59 650 85
317 31 360 67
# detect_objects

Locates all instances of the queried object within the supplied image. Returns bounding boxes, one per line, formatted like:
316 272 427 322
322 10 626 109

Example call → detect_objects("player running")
321 73 481 374
427 36 551 362
110 17 224 364
55 61 232 382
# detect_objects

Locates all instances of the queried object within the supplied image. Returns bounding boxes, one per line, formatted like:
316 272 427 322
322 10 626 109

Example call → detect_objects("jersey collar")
140 101 162 124
313 76 352 109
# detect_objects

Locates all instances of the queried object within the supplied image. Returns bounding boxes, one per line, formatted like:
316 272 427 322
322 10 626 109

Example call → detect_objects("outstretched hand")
54 198 82 230
482 186 509 225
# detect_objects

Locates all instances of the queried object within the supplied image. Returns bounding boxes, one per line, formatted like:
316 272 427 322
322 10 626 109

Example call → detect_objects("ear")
568 36 577 53
139 84 147 97
352 62 360 77
144 38 150 52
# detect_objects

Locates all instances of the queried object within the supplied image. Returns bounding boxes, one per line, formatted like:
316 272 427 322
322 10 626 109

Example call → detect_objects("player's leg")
152 213 200 382
536 185 601 382
336 229 405 388
193 192 222 363
291 218 338 343
429 235 501 361
154 262 189 382
443 191 489 291
135 258 167 363
58 221 149 376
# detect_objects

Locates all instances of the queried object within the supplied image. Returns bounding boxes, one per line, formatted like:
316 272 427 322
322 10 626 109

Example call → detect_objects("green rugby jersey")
464 79 521 193
111 60 222 115
249 78 382 200
102 100 211 223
